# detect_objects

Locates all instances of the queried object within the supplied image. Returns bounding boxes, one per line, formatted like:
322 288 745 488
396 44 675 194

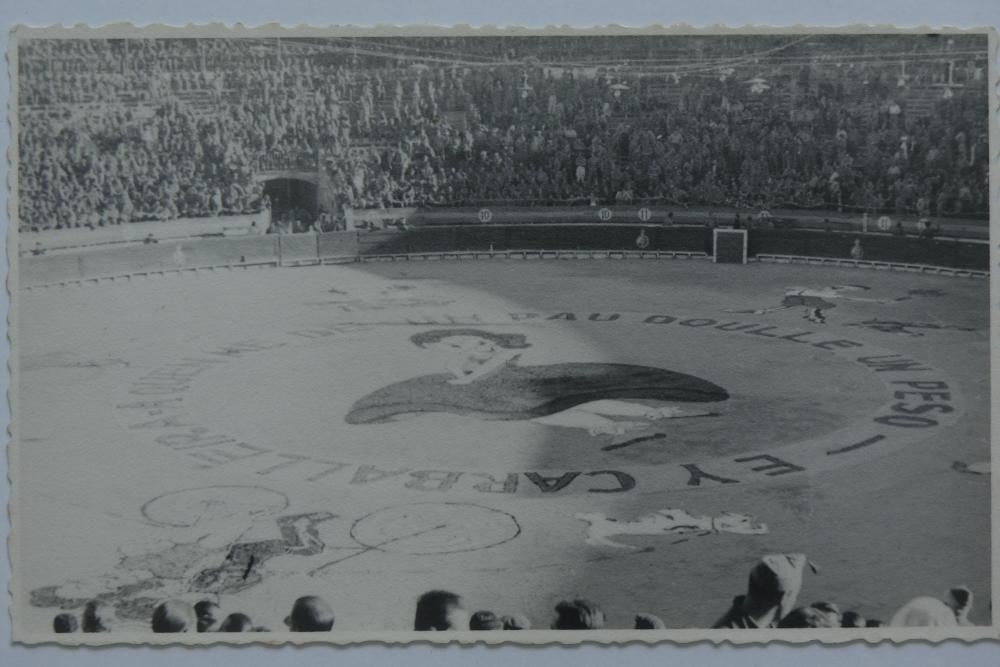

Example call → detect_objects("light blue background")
1 1 998 665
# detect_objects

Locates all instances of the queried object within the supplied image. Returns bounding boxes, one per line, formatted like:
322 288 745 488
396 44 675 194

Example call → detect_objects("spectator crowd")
48 552 978 635
18 36 989 232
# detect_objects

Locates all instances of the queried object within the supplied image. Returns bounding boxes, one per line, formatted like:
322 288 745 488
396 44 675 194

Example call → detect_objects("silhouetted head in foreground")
219 613 254 632
890 596 959 627
81 600 113 633
714 553 810 629
777 602 841 628
469 610 502 631
747 555 806 618
945 586 974 626
634 613 666 629
552 599 605 630
194 600 222 632
840 611 866 628
53 613 78 633
501 613 532 630
286 596 335 632
414 590 468 631
151 600 196 633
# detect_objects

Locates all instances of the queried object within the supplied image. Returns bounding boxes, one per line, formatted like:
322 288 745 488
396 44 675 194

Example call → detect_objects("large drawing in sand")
345 329 729 436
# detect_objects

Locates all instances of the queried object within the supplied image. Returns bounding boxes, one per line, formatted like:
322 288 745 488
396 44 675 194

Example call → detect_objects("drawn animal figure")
30 511 338 620
727 285 903 324
575 509 768 549
190 511 336 593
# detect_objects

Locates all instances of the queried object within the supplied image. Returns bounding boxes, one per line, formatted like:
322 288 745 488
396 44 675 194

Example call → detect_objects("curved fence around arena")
18 224 989 289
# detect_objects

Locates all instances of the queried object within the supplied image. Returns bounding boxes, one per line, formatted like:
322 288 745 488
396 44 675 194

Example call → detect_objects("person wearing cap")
285 595 335 632
151 600 196 633
713 553 808 629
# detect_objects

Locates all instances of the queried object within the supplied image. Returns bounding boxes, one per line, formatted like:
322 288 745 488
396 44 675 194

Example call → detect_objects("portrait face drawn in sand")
346 329 729 436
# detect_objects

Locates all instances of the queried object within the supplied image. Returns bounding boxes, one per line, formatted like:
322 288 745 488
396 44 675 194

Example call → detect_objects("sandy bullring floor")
11 258 991 636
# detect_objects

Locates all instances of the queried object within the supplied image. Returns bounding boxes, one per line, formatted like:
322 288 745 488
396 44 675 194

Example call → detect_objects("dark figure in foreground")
413 590 469 631
714 553 807 629
151 600 196 633
219 612 255 632
552 599 606 630
194 599 221 632
52 613 78 633
469 610 502 631
285 595 335 632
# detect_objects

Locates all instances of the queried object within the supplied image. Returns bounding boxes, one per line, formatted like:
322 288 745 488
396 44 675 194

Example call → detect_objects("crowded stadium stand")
17 35 990 246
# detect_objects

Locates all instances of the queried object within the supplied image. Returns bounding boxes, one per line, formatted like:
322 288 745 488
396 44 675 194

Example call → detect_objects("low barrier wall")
277 234 320 266
747 230 989 271
317 230 360 259
20 235 280 287
20 213 268 252
410 206 988 240
354 225 711 255
18 225 988 288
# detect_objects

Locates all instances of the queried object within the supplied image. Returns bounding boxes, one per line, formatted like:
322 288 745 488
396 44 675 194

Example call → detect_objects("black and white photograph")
6 25 997 644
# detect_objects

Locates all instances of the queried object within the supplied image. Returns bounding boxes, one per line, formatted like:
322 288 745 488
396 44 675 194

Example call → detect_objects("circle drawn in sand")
141 485 289 527
350 502 521 555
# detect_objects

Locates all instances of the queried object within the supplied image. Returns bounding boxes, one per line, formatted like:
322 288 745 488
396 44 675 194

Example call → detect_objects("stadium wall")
19 213 269 252
18 225 988 289
746 230 988 271
19 235 281 287
408 206 989 240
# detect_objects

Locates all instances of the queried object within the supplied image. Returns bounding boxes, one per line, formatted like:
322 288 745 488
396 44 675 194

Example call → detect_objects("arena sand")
11 259 990 634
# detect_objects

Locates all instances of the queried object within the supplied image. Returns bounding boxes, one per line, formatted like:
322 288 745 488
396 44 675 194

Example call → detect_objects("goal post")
713 228 748 264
